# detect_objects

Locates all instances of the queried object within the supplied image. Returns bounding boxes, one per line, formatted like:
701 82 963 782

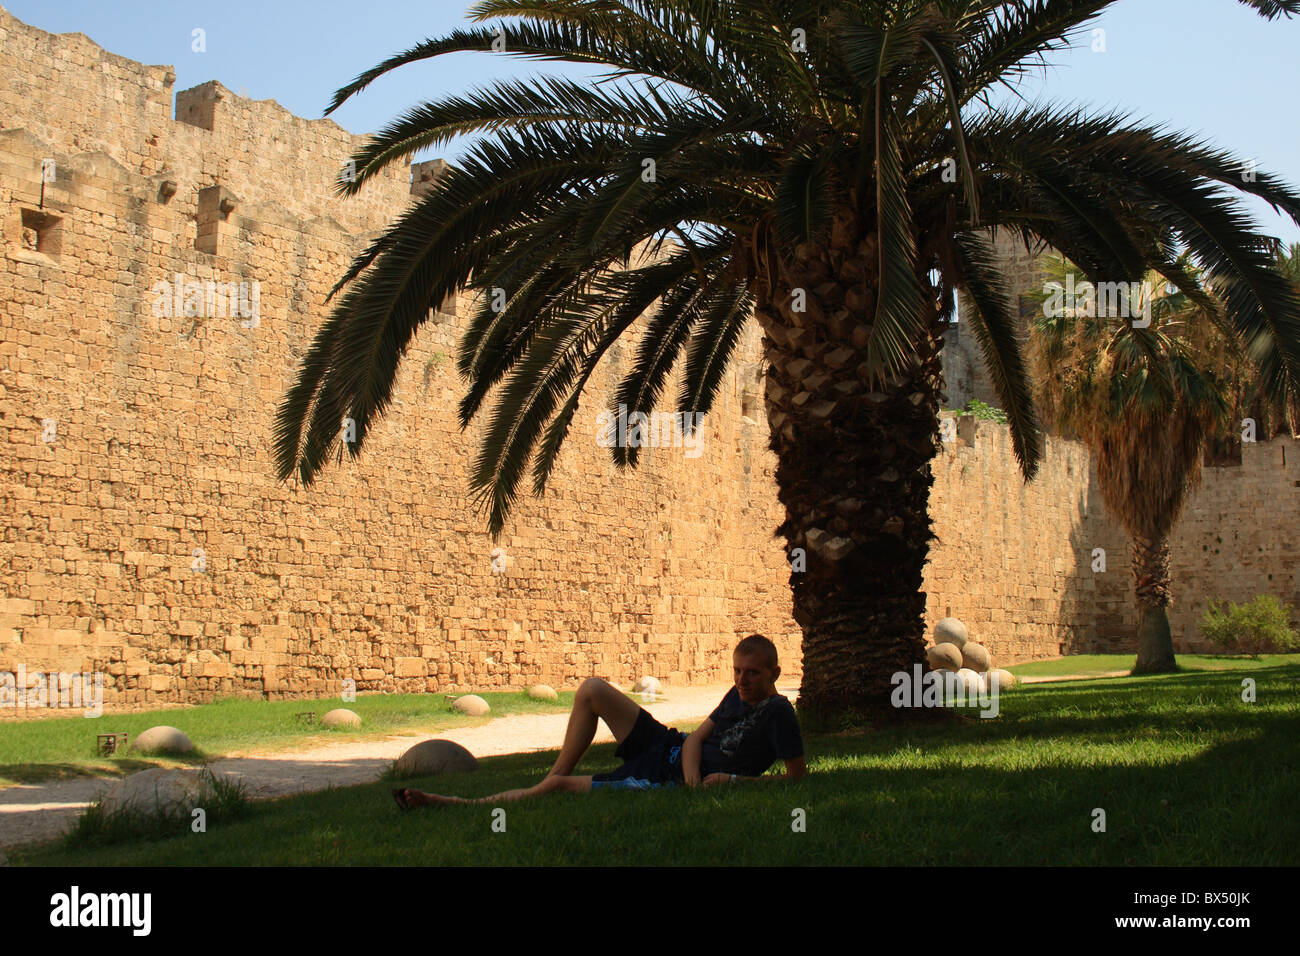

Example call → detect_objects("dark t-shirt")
700 687 803 777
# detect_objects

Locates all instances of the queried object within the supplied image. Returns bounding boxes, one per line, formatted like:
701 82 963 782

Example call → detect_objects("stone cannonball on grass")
452 694 491 716
986 668 1017 690
933 618 969 649
130 725 194 754
633 676 662 695
954 668 984 694
935 669 961 696
960 643 992 673
527 684 558 701
321 708 361 728
394 739 479 776
926 642 963 672
100 768 213 816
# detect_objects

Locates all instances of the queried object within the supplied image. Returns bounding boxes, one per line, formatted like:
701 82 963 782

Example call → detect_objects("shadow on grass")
64 770 252 850
0 752 210 787
33 717 1296 866
12 668 1298 866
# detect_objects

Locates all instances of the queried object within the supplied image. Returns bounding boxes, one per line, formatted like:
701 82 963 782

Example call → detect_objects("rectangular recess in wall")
428 292 457 322
195 184 238 255
1204 434 1243 468
18 207 63 260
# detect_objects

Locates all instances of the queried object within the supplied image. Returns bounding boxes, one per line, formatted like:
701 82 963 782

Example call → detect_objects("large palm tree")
274 0 1300 723
1029 255 1235 673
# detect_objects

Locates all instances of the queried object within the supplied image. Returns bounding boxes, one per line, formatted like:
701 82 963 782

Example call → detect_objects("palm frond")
953 229 1043 479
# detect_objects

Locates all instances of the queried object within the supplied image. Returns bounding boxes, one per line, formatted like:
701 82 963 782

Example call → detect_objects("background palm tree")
1195 240 1300 463
274 0 1300 723
1029 255 1235 673
1276 241 1300 285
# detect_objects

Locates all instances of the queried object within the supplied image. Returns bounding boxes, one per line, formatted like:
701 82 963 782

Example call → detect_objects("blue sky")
10 0 1300 244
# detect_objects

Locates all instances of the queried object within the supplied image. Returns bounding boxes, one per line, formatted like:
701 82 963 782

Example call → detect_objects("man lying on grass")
392 633 806 809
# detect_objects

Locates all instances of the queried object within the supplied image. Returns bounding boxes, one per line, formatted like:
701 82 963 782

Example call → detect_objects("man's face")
733 651 780 704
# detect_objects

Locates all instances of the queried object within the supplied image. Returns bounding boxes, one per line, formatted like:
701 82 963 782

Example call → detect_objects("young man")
393 633 806 809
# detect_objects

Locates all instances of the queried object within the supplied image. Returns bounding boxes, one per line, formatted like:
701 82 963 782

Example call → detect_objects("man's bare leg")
394 678 640 810
545 677 642 778
401 774 593 808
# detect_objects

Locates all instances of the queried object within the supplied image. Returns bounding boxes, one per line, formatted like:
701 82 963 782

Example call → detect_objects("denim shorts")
590 707 685 789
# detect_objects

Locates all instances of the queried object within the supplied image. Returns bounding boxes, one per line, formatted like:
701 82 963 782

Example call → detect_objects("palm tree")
1264 241 1300 434
1197 239 1300 462
274 0 1300 723
1277 241 1300 285
1029 255 1235 673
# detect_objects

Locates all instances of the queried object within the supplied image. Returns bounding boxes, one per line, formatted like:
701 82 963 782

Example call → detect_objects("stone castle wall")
0 8 799 708
925 418 1298 657
1 9 1294 711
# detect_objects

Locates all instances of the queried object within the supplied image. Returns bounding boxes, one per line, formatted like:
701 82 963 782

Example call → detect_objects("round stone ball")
527 684 558 701
633 676 662 695
936 669 962 698
934 618 969 649
954 668 984 694
452 694 490 716
321 708 361 728
394 739 479 776
130 725 194 754
961 643 992 673
926 643 963 672
100 768 212 816
986 668 1017 690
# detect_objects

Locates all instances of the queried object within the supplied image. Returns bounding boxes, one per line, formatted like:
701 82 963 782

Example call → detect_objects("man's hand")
702 772 734 786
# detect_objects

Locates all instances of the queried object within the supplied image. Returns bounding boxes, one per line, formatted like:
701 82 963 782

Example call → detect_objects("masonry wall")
1 9 1294 712
924 419 1298 659
925 417 1119 662
0 9 800 708
1111 436 1299 653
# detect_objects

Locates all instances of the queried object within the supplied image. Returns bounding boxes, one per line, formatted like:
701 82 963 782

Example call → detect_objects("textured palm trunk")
752 211 945 725
1131 533 1178 673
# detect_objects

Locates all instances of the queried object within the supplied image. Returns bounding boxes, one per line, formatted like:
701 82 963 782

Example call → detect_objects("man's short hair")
734 633 779 670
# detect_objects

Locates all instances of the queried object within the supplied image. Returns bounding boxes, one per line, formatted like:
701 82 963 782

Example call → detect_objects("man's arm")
682 717 714 786
703 755 808 785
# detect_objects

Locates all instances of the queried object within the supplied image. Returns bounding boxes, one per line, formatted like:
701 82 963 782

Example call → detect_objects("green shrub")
960 399 1009 424
1200 595 1299 657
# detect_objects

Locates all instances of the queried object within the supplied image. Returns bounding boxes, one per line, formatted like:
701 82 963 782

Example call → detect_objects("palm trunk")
1131 533 1178 673
753 212 945 725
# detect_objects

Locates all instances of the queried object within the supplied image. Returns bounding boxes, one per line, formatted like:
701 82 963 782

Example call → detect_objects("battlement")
0 6 411 244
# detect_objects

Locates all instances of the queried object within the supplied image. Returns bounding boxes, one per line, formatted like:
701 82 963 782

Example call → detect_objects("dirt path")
0 683 757 853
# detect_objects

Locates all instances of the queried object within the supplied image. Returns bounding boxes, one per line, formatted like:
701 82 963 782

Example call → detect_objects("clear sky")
8 0 1299 244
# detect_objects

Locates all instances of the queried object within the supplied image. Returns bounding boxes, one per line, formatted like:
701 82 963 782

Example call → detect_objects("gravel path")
0 683 761 853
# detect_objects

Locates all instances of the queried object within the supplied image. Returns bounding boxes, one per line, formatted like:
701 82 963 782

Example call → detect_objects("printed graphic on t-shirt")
716 696 775 756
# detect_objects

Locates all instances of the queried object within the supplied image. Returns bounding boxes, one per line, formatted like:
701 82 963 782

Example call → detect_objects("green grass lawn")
1007 653 1300 678
0 690 574 787
12 659 1298 866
